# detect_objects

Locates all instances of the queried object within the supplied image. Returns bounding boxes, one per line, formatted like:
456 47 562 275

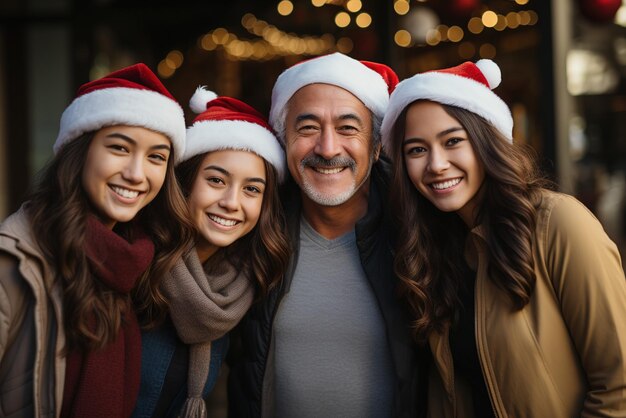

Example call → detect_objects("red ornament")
450 0 481 18
579 0 621 23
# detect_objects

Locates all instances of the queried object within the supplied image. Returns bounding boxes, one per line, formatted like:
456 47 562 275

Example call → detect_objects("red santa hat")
184 87 286 182
381 59 513 152
269 52 399 140
55 63 186 162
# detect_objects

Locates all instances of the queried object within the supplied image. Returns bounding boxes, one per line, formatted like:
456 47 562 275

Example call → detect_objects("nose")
427 147 450 174
218 186 240 212
314 128 341 160
122 156 146 184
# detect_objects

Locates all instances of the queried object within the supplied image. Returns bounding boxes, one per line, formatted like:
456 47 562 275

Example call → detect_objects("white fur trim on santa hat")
55 87 186 162
184 119 286 182
381 70 513 153
269 52 390 139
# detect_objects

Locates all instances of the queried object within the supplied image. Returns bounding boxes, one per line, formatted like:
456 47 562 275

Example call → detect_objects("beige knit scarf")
162 249 255 418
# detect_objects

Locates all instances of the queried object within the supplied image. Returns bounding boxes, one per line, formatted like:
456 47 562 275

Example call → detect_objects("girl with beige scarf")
132 88 290 418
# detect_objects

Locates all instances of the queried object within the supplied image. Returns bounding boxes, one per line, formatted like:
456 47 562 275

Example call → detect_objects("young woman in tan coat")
381 59 626 417
0 64 193 418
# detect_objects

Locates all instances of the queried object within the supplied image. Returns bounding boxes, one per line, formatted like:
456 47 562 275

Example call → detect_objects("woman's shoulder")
535 189 613 249
0 207 53 290
536 189 598 225
0 206 33 244
0 206 44 259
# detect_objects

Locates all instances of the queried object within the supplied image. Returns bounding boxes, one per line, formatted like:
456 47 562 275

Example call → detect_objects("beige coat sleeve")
544 194 626 417
0 254 17 360
0 253 29 361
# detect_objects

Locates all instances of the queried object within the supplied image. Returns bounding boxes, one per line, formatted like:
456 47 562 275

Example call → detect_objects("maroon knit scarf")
60 216 155 418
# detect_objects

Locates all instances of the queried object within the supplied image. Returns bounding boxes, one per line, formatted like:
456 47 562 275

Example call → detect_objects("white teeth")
315 167 343 174
209 214 238 227
111 186 139 199
431 178 461 190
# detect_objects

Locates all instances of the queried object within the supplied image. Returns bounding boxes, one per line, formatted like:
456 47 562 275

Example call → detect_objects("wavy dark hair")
175 152 290 298
26 132 195 350
389 102 549 343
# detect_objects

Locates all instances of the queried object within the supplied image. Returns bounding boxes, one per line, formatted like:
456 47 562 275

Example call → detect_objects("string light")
447 26 464 42
413 8 538 50
468 17 484 34
346 0 362 13
187 12 346 66
277 0 294 16
165 50 184 68
458 41 476 59
506 12 521 29
426 29 441 46
337 37 354 53
494 14 507 31
157 60 175 78
394 29 412 47
356 12 372 28
335 11 351 27
394 0 410 16
479 43 497 59
482 11 498 28
162 3 540 79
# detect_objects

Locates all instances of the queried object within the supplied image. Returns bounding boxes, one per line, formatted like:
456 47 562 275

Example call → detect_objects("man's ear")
373 142 382 162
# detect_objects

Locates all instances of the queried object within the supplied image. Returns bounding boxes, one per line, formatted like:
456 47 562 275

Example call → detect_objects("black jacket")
228 158 426 418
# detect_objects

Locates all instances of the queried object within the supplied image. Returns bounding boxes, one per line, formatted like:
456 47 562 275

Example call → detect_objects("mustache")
301 155 357 171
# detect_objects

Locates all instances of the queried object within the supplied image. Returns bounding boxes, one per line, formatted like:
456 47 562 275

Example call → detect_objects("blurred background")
1 0 625 258
1 1 625 415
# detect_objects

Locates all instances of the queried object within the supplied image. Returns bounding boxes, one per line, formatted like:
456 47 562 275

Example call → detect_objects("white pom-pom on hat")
475 59 501 90
189 86 218 114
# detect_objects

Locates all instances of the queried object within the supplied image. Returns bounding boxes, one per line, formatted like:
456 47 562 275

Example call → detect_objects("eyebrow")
295 113 320 124
337 113 364 126
294 112 364 126
106 132 171 151
203 165 267 185
403 126 465 145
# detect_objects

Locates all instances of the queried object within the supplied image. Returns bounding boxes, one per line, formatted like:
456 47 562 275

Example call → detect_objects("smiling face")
403 101 486 226
284 83 379 208
187 150 266 262
81 125 171 229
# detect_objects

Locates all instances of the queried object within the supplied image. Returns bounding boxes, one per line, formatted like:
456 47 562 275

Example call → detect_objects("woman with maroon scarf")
0 63 194 418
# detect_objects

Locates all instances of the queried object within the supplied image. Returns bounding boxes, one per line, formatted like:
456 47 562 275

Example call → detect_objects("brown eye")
446 137 465 146
207 177 224 185
405 146 426 155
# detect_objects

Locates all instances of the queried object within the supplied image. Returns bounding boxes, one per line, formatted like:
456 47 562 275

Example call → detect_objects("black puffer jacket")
228 158 427 418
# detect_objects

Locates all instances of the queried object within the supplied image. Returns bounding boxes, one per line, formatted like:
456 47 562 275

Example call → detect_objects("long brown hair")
27 132 194 350
175 152 290 297
389 102 549 343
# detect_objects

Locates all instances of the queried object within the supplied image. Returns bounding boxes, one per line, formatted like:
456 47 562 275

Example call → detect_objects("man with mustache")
228 53 424 418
